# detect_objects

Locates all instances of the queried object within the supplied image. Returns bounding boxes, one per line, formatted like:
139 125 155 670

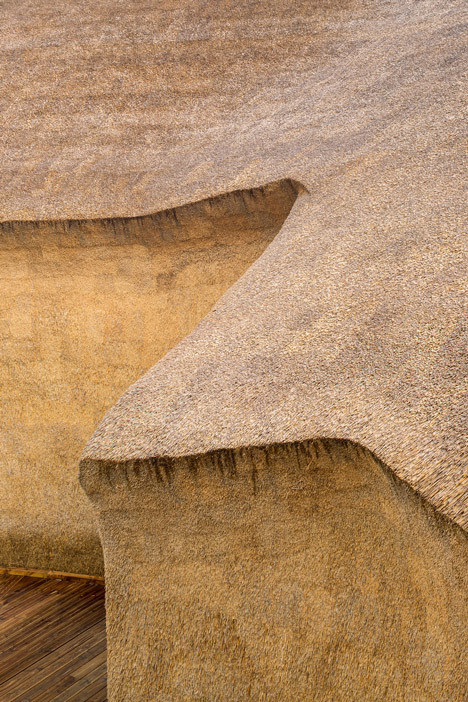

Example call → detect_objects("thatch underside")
0 181 298 574
65 0 468 532
0 0 466 532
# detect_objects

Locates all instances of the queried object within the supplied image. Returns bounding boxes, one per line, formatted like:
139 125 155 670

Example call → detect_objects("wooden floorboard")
0 574 106 701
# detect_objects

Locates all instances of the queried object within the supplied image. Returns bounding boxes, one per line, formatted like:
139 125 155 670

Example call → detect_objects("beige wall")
82 439 468 701
0 180 298 574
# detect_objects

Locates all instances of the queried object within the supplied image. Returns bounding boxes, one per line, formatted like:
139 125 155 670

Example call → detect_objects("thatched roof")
3 0 468 527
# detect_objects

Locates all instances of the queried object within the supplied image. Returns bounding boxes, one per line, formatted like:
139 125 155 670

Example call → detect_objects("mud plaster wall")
83 438 468 702
0 180 298 575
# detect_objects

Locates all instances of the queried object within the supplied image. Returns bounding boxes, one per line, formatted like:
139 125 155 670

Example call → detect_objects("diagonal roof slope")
2 0 468 527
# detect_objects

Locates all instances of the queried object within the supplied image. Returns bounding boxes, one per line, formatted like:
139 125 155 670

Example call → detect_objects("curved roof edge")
81 186 468 532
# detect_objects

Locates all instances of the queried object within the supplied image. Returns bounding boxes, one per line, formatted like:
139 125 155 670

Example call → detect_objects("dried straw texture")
69 0 468 532
82 439 468 701
0 181 297 574
2 0 468 696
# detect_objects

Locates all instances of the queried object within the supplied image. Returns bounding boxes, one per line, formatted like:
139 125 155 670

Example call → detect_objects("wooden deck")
0 574 106 701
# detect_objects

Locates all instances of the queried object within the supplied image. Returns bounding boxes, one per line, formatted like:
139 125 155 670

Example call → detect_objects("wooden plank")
84 683 107 702
0 621 106 699
0 598 105 681
72 650 107 679
0 589 89 651
1 575 53 603
0 579 103 636
0 578 89 624
88 685 107 702
0 584 103 650
0 578 83 624
0 576 39 600
65 676 108 702
0 588 104 665
0 578 52 614
0 575 107 701
48 661 108 702
0 567 104 583
1 592 104 657
0 595 104 659
10 640 107 702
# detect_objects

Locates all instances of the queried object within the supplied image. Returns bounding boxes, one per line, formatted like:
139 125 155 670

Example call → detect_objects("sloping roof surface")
2 0 468 527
